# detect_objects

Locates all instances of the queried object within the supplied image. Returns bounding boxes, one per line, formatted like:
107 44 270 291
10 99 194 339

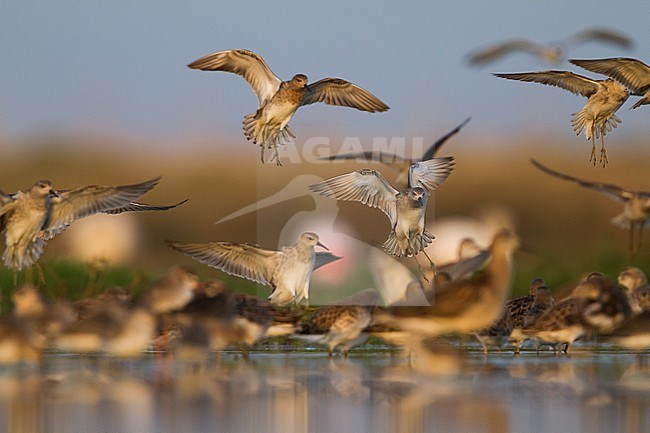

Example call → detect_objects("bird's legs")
421 248 435 270
630 222 644 257
266 144 283 167
589 127 597 167
259 145 266 164
599 132 608 167
413 254 430 284
35 263 46 286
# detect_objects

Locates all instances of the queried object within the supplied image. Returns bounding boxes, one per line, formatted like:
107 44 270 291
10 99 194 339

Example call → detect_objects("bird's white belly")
263 101 297 129
396 208 424 239
278 261 312 299
7 212 44 245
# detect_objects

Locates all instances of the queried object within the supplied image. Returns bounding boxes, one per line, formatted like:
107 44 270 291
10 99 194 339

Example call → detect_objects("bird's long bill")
316 241 329 251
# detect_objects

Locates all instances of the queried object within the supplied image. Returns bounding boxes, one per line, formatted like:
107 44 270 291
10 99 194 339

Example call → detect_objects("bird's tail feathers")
610 213 629 229
382 232 404 257
571 109 591 139
243 114 294 148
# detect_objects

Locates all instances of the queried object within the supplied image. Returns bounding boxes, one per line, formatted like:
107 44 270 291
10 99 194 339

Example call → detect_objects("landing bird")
570 58 650 109
531 159 650 255
309 156 455 260
166 232 339 306
467 27 633 66
373 230 519 353
494 71 629 166
320 118 469 188
188 49 389 165
0 178 183 272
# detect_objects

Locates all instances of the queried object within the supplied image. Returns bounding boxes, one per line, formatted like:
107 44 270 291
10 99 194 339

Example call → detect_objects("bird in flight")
494 71 629 166
188 49 389 165
570 57 650 110
309 156 454 271
466 27 633 67
166 232 339 307
320 118 469 188
0 178 184 274
531 159 650 255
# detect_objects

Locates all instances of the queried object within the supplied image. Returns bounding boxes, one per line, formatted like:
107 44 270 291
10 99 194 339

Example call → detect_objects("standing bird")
494 71 629 166
531 159 650 255
617 267 650 313
0 178 182 272
506 278 551 353
373 230 519 353
309 157 455 262
188 49 389 165
291 289 379 357
466 27 633 67
166 232 339 306
474 308 514 355
570 58 650 109
320 118 470 188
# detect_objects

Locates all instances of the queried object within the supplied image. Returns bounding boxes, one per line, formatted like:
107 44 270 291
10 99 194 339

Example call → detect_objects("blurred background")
1 0 648 301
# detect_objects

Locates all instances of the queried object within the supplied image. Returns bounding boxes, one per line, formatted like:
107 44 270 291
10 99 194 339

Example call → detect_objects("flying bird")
570 58 650 109
532 159 650 255
166 232 339 306
0 178 182 272
494 71 629 166
188 49 389 165
309 157 455 262
467 27 633 67
320 118 469 188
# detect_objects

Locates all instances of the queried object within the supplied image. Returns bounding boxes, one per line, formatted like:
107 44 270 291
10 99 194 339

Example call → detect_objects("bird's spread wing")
466 39 547 66
309 169 399 225
0 190 15 231
566 28 633 49
301 78 389 112
408 156 455 191
570 58 650 94
166 240 280 286
314 252 341 271
102 199 188 214
188 49 282 106
42 178 160 240
319 151 408 165
494 71 600 97
531 159 632 202
421 117 470 161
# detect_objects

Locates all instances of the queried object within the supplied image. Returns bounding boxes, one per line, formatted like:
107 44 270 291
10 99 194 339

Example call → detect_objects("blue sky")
1 1 647 151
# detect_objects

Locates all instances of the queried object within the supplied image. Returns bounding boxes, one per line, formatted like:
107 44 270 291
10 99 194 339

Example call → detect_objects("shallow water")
2 345 650 433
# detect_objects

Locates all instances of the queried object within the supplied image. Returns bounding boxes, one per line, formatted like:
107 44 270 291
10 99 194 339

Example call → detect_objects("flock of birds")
0 28 649 367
